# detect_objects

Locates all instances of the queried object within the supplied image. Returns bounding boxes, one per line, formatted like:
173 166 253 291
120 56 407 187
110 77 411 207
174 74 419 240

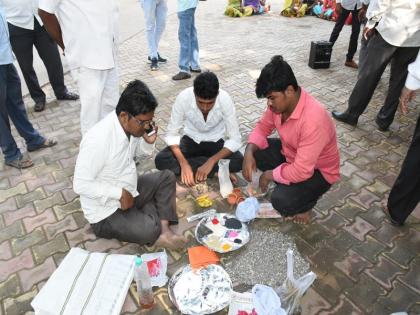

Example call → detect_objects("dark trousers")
255 139 331 216
154 135 244 177
91 170 178 245
345 33 419 129
0 64 44 163
357 20 369 77
329 6 361 61
8 19 67 103
387 115 420 224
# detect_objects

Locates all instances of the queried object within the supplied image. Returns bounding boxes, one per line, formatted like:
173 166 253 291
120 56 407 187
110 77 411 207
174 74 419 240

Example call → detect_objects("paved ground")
1 0 420 314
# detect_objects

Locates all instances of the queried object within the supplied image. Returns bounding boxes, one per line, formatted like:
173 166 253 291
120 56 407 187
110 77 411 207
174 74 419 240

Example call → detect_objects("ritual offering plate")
168 264 233 314
195 213 250 253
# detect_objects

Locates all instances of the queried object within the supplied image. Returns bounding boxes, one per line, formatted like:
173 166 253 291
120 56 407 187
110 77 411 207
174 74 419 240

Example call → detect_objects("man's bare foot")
283 211 311 225
154 231 188 250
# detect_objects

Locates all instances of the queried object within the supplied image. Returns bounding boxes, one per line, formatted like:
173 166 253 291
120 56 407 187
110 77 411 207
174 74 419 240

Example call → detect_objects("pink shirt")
248 88 340 185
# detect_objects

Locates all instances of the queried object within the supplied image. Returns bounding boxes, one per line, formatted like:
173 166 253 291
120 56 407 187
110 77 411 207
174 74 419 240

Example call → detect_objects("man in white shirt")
0 0 78 112
328 0 362 69
73 80 187 249
332 0 420 131
155 72 243 186
38 0 120 134
384 51 420 226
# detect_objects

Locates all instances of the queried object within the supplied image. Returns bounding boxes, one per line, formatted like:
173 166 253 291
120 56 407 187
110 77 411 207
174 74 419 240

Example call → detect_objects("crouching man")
73 80 187 249
243 56 340 224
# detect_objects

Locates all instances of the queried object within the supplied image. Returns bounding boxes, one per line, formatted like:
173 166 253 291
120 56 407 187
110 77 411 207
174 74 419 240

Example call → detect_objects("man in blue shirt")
0 8 56 169
172 0 201 80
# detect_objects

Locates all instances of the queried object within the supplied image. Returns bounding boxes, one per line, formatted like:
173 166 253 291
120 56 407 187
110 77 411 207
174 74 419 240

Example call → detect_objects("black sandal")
27 138 57 152
5 156 34 169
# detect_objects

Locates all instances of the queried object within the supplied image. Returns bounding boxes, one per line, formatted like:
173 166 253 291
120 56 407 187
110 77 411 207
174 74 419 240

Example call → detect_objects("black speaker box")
308 41 333 69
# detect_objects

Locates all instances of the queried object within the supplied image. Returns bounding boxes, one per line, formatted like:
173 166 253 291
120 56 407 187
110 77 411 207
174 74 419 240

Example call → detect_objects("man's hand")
242 153 257 182
259 170 273 192
120 188 134 210
142 126 158 144
335 3 342 15
399 87 416 115
195 159 215 182
181 162 195 186
363 26 375 40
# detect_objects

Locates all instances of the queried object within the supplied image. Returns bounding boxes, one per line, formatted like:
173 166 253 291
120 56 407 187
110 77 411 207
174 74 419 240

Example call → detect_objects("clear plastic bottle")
134 257 154 309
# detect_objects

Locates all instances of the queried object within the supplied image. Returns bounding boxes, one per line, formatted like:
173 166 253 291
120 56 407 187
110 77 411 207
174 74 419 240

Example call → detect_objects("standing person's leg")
387 114 420 225
332 33 396 125
345 7 360 67
142 0 158 59
0 65 26 165
33 20 68 99
73 67 107 134
155 0 168 58
271 170 331 223
328 8 350 45
358 28 369 77
173 8 193 80
100 66 120 120
4 65 46 152
8 23 46 107
189 7 200 71
375 46 419 130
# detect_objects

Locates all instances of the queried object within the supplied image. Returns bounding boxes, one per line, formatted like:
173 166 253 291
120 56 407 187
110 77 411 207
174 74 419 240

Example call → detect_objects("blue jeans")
0 64 44 163
177 7 200 73
141 0 168 59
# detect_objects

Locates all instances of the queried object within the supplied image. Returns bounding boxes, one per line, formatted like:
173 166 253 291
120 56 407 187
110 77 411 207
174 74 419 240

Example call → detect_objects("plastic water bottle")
134 257 154 308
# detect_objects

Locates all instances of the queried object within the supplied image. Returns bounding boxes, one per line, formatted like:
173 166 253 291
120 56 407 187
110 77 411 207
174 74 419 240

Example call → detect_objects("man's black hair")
255 55 298 98
116 80 158 116
193 71 219 100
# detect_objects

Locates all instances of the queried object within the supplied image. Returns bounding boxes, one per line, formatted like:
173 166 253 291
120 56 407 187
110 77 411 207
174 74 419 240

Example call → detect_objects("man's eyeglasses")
129 114 154 129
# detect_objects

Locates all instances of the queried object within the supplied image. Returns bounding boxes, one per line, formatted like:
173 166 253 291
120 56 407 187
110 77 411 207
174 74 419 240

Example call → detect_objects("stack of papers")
31 247 135 315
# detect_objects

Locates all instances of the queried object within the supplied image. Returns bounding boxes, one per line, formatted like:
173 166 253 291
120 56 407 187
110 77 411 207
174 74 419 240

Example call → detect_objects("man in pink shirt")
243 56 340 224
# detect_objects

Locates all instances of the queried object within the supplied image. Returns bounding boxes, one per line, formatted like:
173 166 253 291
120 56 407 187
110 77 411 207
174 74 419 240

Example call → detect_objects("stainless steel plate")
195 213 250 253
168 264 233 314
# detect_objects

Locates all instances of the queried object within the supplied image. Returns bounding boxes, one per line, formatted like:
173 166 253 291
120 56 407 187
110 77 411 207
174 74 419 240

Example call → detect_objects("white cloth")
73 111 140 224
406 51 420 91
252 284 287 315
165 87 242 153
0 0 43 30
365 0 420 47
71 66 119 134
31 248 135 315
336 0 362 10
38 0 119 70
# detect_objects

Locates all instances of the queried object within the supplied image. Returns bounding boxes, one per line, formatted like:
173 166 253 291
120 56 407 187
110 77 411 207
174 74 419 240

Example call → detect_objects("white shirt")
0 0 43 30
38 0 119 70
73 111 139 224
406 51 420 91
336 0 362 10
165 87 242 153
366 0 420 47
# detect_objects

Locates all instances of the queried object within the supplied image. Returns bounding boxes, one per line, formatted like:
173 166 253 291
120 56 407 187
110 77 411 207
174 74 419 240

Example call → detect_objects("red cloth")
248 88 340 185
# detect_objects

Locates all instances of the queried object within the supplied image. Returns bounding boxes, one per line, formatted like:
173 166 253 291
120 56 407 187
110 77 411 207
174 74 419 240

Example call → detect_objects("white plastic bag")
218 159 233 198
275 249 316 314
140 250 168 287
